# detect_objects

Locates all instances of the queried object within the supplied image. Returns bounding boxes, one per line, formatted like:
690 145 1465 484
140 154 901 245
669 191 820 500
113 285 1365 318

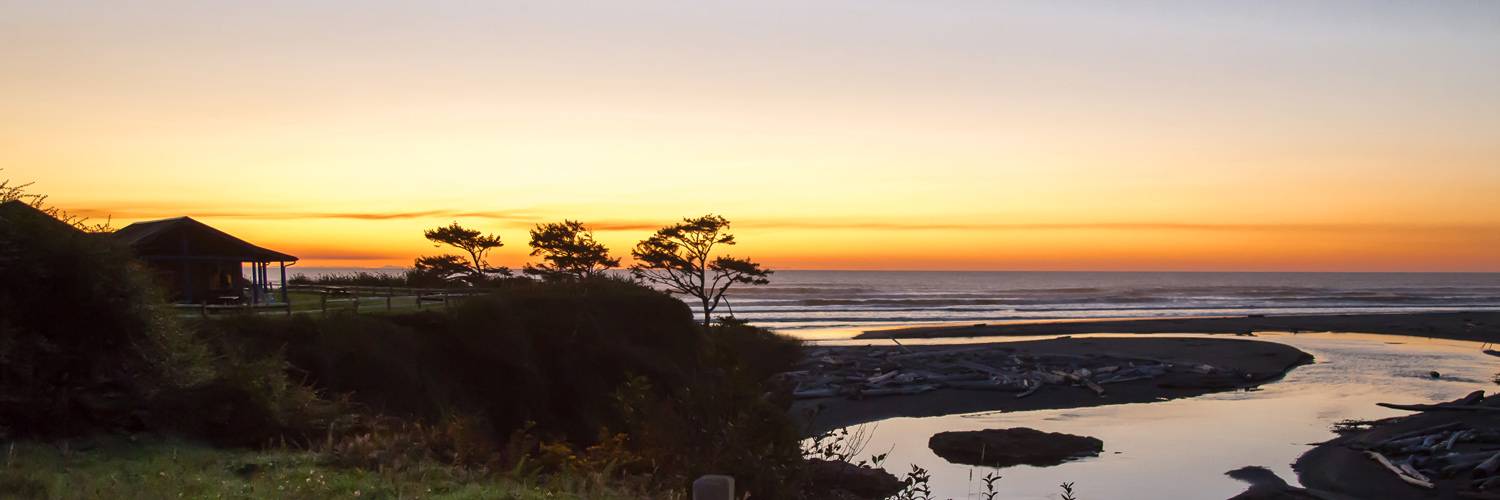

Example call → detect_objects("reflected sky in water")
791 332 1496 499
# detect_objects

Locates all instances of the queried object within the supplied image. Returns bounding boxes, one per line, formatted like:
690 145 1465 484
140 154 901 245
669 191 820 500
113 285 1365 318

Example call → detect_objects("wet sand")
793 336 1312 435
855 311 1500 343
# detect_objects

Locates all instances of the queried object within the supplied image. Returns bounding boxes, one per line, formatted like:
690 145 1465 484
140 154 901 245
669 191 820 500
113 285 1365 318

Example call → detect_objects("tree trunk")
702 297 712 328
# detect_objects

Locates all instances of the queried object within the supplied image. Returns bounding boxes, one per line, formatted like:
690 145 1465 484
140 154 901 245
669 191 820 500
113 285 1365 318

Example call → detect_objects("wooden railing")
173 285 487 317
172 301 293 317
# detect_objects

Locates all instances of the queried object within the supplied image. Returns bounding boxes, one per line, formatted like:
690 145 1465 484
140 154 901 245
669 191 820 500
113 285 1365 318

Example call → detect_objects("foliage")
4 188 807 497
0 198 214 438
0 190 334 445
629 214 771 327
523 220 619 282
0 438 670 500
980 472 1003 500
803 425 878 465
416 222 510 284
288 271 410 288
413 254 482 284
286 268 520 289
1060 481 1080 500
201 289 806 497
893 464 933 500
613 321 806 497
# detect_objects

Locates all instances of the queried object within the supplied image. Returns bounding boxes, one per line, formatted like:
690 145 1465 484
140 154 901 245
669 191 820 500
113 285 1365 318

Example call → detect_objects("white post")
692 475 734 500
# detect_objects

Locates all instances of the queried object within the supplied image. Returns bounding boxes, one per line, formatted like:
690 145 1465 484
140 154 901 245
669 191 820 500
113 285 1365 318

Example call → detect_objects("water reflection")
794 332 1495 499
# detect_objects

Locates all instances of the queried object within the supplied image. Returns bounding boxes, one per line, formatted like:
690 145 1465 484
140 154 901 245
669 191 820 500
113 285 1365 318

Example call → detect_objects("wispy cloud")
594 219 1500 234
68 207 540 223
729 221 1500 233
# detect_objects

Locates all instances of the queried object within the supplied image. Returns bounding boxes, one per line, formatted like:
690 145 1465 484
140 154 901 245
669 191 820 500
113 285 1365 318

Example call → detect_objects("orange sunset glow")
5 2 1498 271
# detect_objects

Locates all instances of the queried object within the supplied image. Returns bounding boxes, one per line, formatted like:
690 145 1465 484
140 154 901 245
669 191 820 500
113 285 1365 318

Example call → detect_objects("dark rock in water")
1429 371 1441 379
802 459 903 499
927 428 1102 467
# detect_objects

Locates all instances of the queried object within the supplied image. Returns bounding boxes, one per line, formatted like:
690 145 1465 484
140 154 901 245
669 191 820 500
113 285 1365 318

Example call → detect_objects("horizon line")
285 265 1500 275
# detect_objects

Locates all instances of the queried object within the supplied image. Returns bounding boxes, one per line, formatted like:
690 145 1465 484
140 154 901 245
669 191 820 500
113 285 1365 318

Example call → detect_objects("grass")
0 438 666 500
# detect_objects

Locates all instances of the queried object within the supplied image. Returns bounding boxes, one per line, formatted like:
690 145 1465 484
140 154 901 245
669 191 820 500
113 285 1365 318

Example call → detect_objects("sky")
3 1 1498 271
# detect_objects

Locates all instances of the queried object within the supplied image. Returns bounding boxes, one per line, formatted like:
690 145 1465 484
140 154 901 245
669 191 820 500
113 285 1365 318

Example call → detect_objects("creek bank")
1297 392 1500 499
1224 466 1322 500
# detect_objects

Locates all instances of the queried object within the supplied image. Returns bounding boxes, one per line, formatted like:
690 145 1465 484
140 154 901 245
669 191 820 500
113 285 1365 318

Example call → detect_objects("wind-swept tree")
524 220 619 282
414 222 509 284
630 214 771 327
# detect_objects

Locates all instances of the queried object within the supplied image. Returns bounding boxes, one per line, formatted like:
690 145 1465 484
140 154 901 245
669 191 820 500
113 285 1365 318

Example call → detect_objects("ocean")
703 271 1500 331
289 268 1500 332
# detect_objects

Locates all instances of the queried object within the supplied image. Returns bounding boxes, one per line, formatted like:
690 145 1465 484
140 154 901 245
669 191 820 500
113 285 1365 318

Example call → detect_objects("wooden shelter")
113 217 297 305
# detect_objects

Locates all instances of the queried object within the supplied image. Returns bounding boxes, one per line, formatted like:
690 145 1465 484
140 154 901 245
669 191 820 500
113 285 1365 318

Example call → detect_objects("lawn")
0 439 665 500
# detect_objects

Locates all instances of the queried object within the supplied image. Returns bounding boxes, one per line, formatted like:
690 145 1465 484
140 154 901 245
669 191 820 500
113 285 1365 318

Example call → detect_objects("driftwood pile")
1358 391 1500 492
781 344 1218 401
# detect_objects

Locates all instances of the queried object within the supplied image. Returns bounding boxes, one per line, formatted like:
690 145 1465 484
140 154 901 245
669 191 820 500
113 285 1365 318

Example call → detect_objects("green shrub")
202 283 702 442
200 281 808 496
618 322 806 498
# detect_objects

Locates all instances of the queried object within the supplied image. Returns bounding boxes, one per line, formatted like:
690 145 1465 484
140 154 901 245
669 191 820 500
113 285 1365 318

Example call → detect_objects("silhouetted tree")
415 222 508 284
524 220 619 282
630 214 771 327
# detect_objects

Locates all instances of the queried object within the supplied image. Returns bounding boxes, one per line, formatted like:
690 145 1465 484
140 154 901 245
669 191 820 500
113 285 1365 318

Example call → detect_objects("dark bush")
203 279 704 442
0 200 331 444
2 197 808 493
615 321 806 497
288 269 541 289
0 201 215 437
201 279 808 495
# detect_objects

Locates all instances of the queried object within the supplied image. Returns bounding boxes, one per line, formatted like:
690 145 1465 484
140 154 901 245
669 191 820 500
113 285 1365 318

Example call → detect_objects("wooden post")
200 300 208 318
443 293 450 309
692 475 734 500
250 262 259 307
320 294 327 316
386 287 393 311
353 295 359 313
279 261 288 305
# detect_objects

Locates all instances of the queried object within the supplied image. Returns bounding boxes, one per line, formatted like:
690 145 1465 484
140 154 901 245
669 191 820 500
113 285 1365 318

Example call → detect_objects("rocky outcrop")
928 427 1102 467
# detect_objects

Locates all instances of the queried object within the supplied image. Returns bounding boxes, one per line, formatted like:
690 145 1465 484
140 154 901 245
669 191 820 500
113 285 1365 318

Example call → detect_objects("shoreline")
852 311 1500 343
792 336 1313 435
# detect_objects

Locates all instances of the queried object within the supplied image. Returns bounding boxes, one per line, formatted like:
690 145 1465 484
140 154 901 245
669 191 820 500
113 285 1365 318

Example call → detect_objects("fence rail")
172 302 292 317
284 284 481 296
174 285 486 317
